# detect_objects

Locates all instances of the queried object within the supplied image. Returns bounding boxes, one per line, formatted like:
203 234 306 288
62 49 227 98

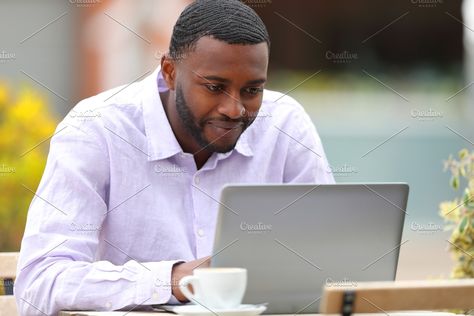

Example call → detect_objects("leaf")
452 176 459 190
460 166 466 177
459 148 469 160
463 188 472 207
459 216 468 234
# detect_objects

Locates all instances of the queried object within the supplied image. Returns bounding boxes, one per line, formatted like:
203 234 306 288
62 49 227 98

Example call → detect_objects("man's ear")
161 54 176 91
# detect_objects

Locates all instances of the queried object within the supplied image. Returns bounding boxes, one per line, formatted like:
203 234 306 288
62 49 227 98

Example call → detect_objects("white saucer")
172 304 267 316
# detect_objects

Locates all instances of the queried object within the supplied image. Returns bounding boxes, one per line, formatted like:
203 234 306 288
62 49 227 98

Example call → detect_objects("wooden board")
320 279 474 313
0 295 18 316
0 252 19 278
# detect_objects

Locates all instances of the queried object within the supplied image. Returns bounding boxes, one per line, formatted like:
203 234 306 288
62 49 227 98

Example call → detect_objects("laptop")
210 183 409 314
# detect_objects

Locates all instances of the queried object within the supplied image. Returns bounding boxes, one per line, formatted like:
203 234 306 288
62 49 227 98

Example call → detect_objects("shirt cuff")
136 260 185 305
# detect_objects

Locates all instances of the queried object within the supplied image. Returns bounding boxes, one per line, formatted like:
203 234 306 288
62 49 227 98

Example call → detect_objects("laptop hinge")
341 290 356 316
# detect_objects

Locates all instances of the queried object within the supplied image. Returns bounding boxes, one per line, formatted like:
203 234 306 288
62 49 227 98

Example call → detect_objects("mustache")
201 118 247 129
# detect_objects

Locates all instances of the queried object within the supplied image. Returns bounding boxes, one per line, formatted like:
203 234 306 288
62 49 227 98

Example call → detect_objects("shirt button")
197 229 205 237
194 176 200 185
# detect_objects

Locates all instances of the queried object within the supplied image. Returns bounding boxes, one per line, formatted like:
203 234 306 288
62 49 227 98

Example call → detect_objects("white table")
59 312 173 316
59 312 324 316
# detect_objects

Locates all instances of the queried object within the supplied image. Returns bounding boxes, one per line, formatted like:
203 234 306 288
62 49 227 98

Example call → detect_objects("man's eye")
205 84 223 92
244 87 263 95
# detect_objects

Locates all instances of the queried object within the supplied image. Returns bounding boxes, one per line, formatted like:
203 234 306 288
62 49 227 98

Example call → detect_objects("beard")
175 84 252 153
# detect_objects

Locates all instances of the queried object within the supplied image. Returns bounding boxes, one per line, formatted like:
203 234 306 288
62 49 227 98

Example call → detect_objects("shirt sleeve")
282 106 335 184
15 120 183 316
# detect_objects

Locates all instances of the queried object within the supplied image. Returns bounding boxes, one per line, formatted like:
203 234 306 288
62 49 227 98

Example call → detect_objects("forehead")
180 36 269 80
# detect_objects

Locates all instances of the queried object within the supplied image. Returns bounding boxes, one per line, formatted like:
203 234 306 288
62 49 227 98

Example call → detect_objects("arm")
15 122 182 315
170 256 211 302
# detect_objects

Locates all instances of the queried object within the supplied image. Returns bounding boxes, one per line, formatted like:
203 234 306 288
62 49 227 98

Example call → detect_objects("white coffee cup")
179 267 247 309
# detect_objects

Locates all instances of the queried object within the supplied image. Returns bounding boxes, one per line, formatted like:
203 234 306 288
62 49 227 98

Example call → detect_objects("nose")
217 92 245 120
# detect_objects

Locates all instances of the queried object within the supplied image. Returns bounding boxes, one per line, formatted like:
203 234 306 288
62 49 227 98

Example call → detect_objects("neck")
160 90 212 169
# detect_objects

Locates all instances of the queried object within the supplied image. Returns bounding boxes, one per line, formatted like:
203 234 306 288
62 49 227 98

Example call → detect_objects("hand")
171 256 211 302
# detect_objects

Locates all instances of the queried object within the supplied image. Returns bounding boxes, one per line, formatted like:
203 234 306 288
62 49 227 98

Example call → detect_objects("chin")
209 143 238 154
204 139 239 154
199 130 241 154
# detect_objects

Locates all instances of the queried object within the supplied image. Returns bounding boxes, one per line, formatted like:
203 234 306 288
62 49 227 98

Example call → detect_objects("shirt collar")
142 66 253 162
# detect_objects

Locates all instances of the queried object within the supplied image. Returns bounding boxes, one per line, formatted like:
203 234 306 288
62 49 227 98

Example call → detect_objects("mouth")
205 120 244 141
206 120 244 130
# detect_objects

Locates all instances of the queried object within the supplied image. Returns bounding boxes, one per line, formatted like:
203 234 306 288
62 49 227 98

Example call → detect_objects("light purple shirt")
15 66 334 315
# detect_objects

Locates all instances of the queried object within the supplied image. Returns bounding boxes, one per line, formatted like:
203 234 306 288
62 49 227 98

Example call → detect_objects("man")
15 0 334 315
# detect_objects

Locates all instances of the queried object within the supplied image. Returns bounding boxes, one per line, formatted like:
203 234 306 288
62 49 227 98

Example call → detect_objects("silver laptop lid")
211 183 409 314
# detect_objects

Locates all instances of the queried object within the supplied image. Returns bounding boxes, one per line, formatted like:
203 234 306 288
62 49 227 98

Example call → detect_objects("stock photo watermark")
68 109 102 121
69 0 102 8
409 221 443 234
69 222 102 234
325 50 358 64
327 164 358 177
410 0 444 8
154 164 187 177
247 109 273 126
240 221 272 234
154 50 188 62
0 50 16 64
325 277 358 288
0 163 16 176
410 108 443 121
242 0 272 8
154 278 180 290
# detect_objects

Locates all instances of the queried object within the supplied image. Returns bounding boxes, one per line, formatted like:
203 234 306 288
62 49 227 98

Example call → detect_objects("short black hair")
169 0 270 60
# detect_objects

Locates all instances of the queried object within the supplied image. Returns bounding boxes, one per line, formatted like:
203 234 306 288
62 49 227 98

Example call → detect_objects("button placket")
191 171 209 256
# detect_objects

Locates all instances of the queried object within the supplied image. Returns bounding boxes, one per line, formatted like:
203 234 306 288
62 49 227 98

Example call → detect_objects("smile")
206 121 243 139
206 121 244 130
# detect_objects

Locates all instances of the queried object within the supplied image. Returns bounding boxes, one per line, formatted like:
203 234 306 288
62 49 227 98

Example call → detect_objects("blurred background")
1 0 473 280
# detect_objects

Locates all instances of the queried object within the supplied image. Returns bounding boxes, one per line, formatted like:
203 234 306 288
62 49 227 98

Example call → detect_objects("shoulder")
58 80 147 141
261 88 306 115
247 88 314 136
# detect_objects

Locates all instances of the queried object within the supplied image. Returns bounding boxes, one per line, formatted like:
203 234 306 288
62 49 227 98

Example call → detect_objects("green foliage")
0 83 57 251
439 149 474 278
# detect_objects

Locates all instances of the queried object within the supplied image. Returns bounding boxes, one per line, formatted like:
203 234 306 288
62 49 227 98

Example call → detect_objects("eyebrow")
200 75 266 85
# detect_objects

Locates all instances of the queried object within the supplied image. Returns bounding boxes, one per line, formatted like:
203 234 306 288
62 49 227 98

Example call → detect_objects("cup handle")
179 275 199 304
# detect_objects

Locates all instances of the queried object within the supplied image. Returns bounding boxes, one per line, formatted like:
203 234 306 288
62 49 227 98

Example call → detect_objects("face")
165 36 269 153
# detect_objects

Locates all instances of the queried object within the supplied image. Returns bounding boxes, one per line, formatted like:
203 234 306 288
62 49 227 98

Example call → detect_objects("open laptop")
210 183 409 314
